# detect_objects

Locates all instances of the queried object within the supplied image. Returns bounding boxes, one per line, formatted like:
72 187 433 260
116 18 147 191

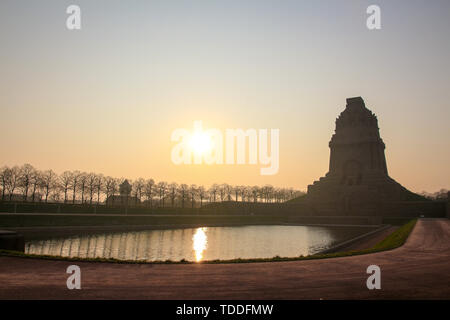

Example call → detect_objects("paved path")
336 226 398 252
0 219 449 299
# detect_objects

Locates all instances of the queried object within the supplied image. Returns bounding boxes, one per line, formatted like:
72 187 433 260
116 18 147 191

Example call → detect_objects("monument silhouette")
305 97 424 215
213 97 443 218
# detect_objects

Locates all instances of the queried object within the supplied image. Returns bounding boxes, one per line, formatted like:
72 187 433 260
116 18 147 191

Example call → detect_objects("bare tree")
144 179 155 208
157 181 168 207
179 184 188 208
19 164 35 201
234 185 244 202
78 173 88 204
50 185 62 203
260 185 274 203
30 170 42 202
189 184 197 208
0 166 11 201
86 173 97 205
239 186 247 202
60 171 72 204
242 186 252 202
223 184 233 201
70 171 81 204
41 170 56 203
251 186 259 203
198 186 206 207
133 178 145 206
168 182 178 207
95 174 104 205
104 176 117 206
208 184 219 203
6 166 21 201
219 184 226 202
273 188 281 203
268 185 275 202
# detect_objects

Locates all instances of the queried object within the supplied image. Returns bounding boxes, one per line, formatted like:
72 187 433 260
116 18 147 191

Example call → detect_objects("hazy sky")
1 0 449 193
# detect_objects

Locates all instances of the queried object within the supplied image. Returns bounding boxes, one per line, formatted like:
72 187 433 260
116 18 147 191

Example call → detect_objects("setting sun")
189 132 213 156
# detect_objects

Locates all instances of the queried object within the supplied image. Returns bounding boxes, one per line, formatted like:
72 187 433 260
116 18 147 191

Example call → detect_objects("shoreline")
1 222 400 264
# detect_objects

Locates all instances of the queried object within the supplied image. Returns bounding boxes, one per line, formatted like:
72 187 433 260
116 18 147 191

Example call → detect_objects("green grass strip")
372 219 417 250
0 219 417 264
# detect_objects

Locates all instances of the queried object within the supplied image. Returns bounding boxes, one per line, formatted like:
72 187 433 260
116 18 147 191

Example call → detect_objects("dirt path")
0 219 449 299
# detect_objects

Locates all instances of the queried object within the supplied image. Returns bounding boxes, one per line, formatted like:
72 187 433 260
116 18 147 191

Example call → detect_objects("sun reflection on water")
192 227 208 262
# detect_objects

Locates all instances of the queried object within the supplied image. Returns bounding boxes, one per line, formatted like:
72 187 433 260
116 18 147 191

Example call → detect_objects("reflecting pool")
25 225 373 262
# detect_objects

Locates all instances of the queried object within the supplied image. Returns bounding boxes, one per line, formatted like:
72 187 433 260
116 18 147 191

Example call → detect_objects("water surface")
25 225 373 262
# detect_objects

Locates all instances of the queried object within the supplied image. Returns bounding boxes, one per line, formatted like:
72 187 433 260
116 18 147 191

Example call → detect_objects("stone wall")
380 201 446 218
202 200 445 218
0 230 24 252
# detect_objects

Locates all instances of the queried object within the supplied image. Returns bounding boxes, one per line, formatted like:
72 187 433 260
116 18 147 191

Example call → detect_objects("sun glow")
189 132 213 155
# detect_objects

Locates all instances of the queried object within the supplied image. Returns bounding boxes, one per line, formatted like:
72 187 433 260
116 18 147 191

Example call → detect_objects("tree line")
0 164 305 208
420 189 449 201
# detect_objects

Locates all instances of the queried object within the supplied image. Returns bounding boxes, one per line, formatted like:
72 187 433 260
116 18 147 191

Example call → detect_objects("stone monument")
306 97 421 215
119 180 132 198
